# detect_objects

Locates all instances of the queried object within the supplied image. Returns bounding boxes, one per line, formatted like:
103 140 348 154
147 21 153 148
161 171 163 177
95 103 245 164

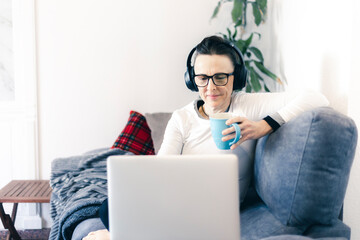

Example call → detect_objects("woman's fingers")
82 232 94 240
82 229 110 240
222 127 249 142
222 132 237 142
226 116 246 125
222 119 274 149
221 118 261 144
222 126 237 136
222 118 248 136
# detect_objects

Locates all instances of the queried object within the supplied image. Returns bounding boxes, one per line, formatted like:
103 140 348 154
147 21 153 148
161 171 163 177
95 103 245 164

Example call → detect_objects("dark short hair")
194 35 239 67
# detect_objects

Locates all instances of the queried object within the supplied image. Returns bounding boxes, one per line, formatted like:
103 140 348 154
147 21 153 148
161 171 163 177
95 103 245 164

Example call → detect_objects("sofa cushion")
112 111 155 155
144 112 172 154
240 202 303 240
254 107 357 228
261 236 347 240
303 219 350 239
71 218 106 240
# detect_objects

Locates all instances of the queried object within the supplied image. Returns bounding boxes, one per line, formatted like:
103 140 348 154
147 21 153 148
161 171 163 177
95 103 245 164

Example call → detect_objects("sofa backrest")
145 112 172 154
254 107 358 228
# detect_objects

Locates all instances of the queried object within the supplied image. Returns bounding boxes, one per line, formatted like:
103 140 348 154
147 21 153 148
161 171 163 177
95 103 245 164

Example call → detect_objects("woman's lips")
207 94 219 100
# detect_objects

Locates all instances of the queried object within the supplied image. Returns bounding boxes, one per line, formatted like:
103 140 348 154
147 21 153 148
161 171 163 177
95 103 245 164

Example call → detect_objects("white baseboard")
15 215 42 230
0 203 43 230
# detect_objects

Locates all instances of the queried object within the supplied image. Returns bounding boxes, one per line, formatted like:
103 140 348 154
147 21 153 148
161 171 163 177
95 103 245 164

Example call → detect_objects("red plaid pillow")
111 111 155 155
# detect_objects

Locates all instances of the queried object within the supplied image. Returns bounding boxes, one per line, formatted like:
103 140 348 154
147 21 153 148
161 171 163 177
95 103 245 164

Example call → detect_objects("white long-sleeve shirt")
158 89 329 201
159 89 329 155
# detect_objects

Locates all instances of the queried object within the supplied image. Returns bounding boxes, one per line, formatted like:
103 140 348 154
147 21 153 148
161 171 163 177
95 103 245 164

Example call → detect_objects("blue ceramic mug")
210 113 241 150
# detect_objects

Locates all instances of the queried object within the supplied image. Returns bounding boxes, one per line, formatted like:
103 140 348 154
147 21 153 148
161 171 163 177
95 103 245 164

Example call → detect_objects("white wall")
0 0 43 230
345 0 360 236
281 0 360 238
35 0 230 179
0 0 14 100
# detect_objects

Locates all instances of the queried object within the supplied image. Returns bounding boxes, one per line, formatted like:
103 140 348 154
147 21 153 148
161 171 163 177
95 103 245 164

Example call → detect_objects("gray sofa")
54 107 357 240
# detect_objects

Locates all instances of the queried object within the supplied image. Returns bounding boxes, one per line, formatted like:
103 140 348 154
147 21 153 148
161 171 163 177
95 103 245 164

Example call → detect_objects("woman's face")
194 54 234 112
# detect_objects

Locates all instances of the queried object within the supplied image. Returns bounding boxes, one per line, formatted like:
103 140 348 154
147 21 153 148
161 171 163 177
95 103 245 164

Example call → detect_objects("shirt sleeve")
157 111 184 155
234 89 329 122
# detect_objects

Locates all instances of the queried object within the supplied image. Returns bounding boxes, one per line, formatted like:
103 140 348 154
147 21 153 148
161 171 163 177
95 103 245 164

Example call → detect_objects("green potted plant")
211 0 283 92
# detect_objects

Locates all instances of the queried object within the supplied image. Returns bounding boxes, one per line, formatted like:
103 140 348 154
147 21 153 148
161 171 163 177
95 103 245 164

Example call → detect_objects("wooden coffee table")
0 180 52 240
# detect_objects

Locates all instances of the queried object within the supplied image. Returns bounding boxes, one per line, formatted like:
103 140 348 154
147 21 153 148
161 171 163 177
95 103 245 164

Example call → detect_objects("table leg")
6 203 19 240
11 203 18 223
0 203 21 240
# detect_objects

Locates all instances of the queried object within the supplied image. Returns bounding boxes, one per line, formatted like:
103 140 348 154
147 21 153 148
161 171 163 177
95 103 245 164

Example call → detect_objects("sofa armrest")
254 107 357 228
51 148 108 175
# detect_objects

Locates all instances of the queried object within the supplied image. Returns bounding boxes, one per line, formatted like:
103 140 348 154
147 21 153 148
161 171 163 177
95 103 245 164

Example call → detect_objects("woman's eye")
198 76 208 80
214 74 227 80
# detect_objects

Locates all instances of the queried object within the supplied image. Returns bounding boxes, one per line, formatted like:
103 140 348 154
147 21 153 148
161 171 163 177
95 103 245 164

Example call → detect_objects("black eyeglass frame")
194 72 234 87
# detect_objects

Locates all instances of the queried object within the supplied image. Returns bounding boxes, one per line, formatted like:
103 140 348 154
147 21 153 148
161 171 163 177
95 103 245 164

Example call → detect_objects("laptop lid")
107 154 240 240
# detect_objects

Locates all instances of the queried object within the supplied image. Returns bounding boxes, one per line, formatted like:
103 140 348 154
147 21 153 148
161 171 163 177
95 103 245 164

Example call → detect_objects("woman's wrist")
263 115 281 132
260 119 274 135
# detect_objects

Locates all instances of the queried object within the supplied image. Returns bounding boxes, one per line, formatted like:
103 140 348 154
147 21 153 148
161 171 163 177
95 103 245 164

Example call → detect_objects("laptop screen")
107 154 240 240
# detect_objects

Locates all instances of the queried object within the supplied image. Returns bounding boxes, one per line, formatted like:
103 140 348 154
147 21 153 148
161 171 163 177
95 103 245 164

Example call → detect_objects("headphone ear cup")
239 66 248 90
233 64 246 90
184 67 198 92
232 64 240 90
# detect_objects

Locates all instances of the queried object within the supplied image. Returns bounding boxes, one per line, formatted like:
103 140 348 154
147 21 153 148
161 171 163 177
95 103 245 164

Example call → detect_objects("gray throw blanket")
49 148 133 240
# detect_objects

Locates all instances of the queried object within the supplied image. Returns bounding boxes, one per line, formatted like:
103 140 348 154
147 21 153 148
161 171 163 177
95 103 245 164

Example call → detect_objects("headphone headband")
186 47 197 72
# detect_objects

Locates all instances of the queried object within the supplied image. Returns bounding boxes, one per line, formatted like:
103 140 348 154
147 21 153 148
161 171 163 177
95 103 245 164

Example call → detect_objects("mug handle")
229 123 241 146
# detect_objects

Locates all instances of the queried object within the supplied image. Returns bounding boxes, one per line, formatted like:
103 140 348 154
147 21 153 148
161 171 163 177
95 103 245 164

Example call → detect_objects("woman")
160 35 328 154
83 35 329 240
158 35 328 203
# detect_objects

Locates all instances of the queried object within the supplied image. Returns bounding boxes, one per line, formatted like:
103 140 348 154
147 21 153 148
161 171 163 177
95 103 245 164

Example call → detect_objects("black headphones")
184 40 248 92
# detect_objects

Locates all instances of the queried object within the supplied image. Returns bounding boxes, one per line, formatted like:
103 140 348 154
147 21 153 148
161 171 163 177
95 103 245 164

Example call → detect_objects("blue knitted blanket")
49 148 132 240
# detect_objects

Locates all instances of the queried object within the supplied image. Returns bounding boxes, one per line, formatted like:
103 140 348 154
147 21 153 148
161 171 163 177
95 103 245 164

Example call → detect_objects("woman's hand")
82 229 110 240
222 117 273 150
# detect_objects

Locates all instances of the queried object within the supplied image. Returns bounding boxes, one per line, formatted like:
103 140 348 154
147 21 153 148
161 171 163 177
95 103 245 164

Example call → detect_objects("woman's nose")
207 78 217 90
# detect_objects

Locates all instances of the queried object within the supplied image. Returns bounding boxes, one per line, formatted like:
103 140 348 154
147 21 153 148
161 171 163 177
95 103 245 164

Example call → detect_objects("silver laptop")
107 154 240 240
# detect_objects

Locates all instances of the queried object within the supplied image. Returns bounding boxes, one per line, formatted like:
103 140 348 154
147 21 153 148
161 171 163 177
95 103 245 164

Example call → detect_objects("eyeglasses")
194 72 234 87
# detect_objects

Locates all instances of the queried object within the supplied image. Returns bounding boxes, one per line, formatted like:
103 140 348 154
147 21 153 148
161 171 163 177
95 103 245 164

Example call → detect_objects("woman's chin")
205 103 225 112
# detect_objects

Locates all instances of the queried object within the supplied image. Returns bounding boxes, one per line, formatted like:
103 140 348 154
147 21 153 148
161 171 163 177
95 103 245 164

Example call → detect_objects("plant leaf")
246 83 252 93
235 19 242 27
231 0 243 24
232 28 238 39
256 0 267 15
249 67 262 92
217 32 228 40
211 1 222 19
252 2 262 26
226 28 236 41
253 31 262 40
244 60 252 71
264 84 270 92
254 61 280 83
227 28 232 39
235 39 246 54
254 68 264 81
248 46 264 62
244 33 254 48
